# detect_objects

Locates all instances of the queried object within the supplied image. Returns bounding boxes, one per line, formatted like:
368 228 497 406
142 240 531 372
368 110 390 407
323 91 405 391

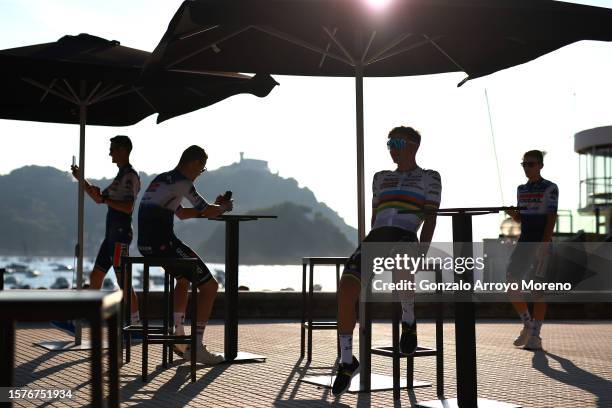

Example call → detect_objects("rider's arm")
420 215 437 243
102 171 139 213
505 186 522 223
506 209 521 223
70 166 95 200
542 184 559 242
104 198 134 214
176 205 201 220
71 165 99 201
200 204 227 218
542 213 557 242
420 170 442 244
176 184 231 219
175 203 228 219
371 172 380 229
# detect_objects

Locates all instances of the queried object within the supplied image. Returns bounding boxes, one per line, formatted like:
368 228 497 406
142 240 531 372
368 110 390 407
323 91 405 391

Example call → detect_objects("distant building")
238 151 269 172
575 126 612 235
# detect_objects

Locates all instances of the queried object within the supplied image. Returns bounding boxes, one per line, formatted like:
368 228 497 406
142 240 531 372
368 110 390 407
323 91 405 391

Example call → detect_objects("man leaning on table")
137 145 232 364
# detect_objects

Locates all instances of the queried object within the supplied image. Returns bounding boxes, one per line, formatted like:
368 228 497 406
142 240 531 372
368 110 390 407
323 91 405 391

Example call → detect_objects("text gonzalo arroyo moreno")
370 253 572 292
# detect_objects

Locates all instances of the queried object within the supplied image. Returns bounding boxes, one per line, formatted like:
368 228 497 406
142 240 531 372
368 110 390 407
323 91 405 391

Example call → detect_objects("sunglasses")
521 161 539 168
387 138 408 150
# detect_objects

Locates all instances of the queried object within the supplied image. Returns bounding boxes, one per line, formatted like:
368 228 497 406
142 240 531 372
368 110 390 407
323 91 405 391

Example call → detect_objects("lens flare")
364 0 394 10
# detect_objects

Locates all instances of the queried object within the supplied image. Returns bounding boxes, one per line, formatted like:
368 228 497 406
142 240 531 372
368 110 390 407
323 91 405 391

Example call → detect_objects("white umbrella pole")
75 97 86 345
355 63 371 391
355 69 366 242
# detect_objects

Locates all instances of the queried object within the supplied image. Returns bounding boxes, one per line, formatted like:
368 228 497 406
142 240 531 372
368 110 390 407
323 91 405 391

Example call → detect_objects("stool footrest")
302 321 338 330
123 326 164 332
371 345 437 358
147 339 194 345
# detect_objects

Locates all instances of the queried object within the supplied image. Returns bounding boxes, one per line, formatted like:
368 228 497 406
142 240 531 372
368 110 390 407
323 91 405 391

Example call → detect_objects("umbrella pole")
75 96 87 346
35 83 93 351
355 75 366 240
355 63 371 392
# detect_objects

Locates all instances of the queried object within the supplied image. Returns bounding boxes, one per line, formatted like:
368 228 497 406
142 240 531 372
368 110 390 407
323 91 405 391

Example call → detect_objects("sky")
2 0 612 243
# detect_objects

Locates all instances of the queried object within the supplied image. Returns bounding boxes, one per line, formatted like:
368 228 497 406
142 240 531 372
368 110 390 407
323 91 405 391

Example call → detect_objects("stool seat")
122 256 198 265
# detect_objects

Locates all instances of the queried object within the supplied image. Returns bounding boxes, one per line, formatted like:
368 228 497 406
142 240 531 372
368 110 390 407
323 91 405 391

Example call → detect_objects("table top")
203 214 277 221
0 290 123 320
399 206 526 216
302 257 348 265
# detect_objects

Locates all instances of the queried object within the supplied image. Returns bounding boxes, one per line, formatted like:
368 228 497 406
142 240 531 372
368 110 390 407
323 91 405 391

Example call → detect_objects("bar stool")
121 256 199 382
370 266 445 400
300 257 347 361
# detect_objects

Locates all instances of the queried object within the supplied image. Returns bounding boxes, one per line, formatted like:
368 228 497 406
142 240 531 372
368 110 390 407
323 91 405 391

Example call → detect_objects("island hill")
0 154 356 264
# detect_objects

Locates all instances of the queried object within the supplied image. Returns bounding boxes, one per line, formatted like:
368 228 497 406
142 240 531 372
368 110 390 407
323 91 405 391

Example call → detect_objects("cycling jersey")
138 169 209 245
371 167 442 233
516 178 558 242
101 164 140 232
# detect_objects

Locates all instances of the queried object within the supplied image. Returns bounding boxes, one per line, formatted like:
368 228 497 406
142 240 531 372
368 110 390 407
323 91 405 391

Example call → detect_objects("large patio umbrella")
0 33 278 349
146 0 612 399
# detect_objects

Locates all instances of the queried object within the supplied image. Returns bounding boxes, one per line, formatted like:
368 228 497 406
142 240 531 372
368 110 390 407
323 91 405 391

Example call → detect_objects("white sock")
130 311 140 324
401 300 415 325
520 311 532 327
174 312 185 335
339 334 353 365
196 321 207 345
531 320 543 337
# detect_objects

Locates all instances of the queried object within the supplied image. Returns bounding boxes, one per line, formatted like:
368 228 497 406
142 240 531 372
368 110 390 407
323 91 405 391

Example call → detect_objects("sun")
364 0 394 11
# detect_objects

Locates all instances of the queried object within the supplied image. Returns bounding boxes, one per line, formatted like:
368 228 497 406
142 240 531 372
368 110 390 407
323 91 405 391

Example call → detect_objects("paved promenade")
11 320 612 407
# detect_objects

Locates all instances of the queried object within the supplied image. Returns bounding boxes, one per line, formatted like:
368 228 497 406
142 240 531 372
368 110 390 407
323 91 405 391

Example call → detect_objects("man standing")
138 145 232 364
332 126 441 396
52 135 141 335
505 150 558 351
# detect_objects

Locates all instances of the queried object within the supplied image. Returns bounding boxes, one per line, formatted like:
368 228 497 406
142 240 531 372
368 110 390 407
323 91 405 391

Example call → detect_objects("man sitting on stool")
137 145 232 364
332 126 442 396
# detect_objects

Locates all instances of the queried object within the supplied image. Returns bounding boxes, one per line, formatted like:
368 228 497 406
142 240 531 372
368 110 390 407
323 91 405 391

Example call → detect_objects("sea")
0 256 339 292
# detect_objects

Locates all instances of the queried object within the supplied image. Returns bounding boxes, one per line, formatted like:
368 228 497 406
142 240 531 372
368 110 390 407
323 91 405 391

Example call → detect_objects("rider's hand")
71 165 81 180
91 188 104 204
221 199 233 213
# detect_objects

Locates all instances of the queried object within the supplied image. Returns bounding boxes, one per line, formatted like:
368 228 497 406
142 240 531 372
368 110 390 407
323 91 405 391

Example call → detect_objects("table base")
35 340 108 351
417 398 520 408
222 351 266 363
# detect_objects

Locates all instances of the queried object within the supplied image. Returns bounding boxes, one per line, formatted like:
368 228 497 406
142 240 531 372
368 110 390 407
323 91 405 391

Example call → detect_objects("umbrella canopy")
0 33 278 125
148 0 612 81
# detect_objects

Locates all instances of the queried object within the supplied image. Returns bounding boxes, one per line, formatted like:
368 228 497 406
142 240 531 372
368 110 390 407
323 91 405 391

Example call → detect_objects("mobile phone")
72 155 76 167
223 190 232 200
